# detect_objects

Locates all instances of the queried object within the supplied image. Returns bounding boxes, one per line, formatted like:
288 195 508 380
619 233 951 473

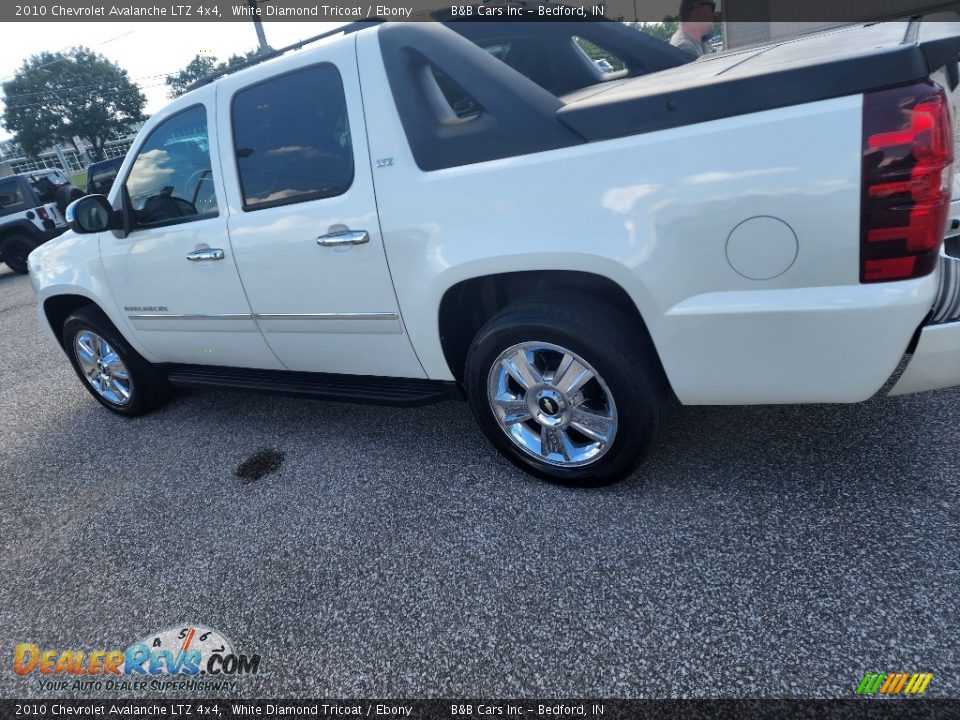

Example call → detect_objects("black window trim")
0 177 23 209
229 60 355 213
120 102 220 233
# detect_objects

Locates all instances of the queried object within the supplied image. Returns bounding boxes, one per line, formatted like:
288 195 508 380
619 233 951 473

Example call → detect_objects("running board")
161 364 461 407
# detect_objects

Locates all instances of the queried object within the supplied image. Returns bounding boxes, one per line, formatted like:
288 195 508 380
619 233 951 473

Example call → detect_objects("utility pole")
247 0 270 54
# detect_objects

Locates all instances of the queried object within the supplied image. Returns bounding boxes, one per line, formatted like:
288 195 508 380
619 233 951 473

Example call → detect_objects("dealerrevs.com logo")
13 624 261 693
856 672 933 696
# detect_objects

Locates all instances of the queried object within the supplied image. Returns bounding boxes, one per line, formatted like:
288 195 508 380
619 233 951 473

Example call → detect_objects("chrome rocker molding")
254 312 399 321
128 312 400 321
128 313 252 320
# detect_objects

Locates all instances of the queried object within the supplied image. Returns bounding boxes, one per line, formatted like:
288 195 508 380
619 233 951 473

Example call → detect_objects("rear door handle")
317 230 369 247
186 248 225 262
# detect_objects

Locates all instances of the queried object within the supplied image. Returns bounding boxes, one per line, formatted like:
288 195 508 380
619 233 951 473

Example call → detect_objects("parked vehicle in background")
85 156 125 196
27 17 960 485
0 170 79 274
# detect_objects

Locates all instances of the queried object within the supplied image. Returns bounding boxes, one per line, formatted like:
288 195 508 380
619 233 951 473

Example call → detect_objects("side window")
232 63 354 211
125 105 218 229
29 174 57 204
572 36 626 73
429 66 482 121
0 179 22 210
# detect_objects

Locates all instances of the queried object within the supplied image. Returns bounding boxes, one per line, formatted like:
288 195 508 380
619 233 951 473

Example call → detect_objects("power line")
2 81 168 111
3 71 179 102
0 30 137 83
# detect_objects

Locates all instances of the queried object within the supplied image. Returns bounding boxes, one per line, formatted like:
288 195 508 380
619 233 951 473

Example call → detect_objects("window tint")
90 171 115 195
89 159 123 195
572 36 626 73
125 105 218 229
29 174 59 204
0 179 22 209
431 66 482 120
39 169 68 185
232 64 353 211
479 35 559 93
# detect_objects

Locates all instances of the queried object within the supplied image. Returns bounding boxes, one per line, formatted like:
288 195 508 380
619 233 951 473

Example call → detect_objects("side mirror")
65 194 116 234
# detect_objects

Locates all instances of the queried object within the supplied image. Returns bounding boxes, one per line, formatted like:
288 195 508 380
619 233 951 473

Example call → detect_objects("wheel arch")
0 220 43 251
437 270 668 388
43 294 99 349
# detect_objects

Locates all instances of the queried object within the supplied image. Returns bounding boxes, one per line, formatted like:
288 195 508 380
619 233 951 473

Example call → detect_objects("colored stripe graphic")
181 627 196 652
879 674 896 694
857 673 884 694
857 672 932 695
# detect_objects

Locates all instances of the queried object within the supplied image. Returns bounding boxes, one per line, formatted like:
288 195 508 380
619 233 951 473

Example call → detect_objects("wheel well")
0 225 39 250
438 270 662 383
43 295 95 347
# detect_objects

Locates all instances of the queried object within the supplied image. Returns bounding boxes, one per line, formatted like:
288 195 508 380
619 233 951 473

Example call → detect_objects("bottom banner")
2 700 960 720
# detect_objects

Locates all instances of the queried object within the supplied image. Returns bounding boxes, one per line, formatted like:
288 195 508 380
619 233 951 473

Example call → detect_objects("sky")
0 21 348 143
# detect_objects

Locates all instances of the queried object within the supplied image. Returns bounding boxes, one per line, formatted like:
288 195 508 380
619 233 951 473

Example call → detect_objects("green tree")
1 47 145 161
165 49 263 98
635 20 680 43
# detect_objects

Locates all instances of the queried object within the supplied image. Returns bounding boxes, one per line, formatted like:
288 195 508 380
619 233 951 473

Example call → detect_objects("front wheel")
62 305 171 416
465 294 669 487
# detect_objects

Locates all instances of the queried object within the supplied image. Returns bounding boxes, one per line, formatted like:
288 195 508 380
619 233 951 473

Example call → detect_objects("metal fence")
3 137 134 176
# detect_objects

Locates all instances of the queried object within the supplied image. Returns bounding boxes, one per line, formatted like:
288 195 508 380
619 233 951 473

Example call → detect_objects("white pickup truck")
27 17 960 485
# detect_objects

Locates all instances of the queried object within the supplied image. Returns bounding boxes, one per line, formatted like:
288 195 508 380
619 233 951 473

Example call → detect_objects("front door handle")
186 248 225 262
317 230 369 247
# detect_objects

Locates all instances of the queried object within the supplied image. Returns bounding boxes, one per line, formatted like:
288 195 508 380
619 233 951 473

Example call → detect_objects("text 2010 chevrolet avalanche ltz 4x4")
28 18 960 485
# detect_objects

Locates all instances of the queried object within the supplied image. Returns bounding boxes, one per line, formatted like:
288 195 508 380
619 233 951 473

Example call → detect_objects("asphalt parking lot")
0 265 957 699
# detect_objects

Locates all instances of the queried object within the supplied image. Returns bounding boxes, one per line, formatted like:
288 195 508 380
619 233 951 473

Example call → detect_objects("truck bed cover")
558 19 960 141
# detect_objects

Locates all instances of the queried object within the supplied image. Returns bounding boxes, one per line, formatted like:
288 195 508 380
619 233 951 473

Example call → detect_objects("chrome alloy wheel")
73 330 133 406
487 341 618 467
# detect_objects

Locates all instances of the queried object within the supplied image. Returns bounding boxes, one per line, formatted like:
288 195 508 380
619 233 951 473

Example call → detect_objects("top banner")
1 0 959 23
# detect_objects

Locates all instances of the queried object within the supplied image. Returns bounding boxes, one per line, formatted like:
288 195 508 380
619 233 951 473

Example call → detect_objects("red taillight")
36 206 48 220
861 82 954 283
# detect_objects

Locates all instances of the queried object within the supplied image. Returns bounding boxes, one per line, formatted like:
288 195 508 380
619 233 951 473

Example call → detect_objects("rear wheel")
465 294 669 486
62 305 171 416
2 233 36 274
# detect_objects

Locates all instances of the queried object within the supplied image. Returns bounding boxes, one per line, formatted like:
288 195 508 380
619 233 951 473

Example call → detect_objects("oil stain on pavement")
234 447 285 483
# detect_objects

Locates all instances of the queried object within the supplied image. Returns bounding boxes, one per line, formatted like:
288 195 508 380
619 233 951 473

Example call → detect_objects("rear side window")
231 64 354 211
0 179 22 209
572 36 626 73
29 174 58 204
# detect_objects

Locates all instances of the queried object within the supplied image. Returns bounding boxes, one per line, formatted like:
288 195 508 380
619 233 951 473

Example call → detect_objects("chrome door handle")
186 248 225 262
317 230 369 246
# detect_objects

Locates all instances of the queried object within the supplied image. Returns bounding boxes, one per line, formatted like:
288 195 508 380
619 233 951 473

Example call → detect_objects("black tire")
2 232 37 274
465 293 669 487
55 184 85 214
62 305 171 417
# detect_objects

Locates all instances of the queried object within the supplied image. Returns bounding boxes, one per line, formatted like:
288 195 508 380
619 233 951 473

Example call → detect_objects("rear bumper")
889 197 960 396
889 318 960 395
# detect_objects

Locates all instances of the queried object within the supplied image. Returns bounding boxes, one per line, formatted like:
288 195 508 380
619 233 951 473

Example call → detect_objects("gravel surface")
0 267 957 700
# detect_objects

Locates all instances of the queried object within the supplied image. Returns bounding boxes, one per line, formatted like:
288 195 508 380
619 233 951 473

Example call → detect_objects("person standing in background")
670 0 718 57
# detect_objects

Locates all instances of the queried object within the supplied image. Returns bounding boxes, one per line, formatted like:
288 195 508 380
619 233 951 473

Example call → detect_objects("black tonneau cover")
558 19 960 141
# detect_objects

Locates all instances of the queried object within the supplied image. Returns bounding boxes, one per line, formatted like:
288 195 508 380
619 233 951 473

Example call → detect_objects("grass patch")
69 171 87 191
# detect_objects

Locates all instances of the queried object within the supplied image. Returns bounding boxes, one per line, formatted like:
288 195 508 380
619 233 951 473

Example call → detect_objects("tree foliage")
631 20 680 43
1 47 145 161
165 50 263 98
